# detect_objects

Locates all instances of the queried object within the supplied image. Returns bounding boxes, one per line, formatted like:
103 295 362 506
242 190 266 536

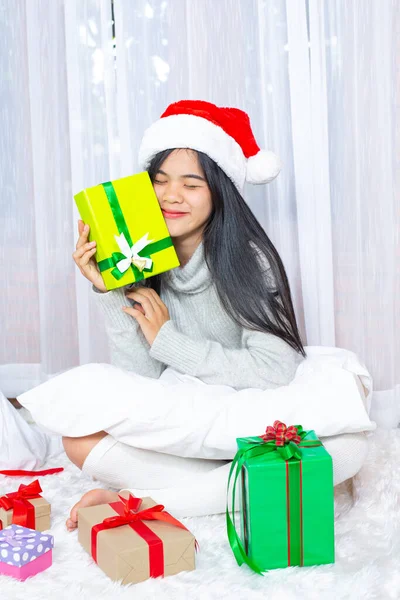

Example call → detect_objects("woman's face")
152 149 213 243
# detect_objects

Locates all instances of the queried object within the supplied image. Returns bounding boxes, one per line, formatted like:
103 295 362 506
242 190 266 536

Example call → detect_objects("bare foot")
66 489 119 531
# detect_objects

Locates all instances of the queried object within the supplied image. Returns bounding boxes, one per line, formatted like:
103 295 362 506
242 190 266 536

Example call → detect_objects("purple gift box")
0 524 54 581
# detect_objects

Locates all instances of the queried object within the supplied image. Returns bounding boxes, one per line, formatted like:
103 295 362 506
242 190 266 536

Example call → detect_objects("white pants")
81 429 369 517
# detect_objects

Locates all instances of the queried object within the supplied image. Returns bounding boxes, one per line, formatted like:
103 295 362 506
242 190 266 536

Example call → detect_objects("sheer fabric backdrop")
0 0 398 426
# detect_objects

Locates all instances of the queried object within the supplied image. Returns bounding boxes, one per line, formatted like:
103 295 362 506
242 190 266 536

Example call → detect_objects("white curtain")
1 0 399 426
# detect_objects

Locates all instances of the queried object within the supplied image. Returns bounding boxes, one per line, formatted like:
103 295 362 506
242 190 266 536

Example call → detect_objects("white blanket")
17 346 375 461
0 390 63 470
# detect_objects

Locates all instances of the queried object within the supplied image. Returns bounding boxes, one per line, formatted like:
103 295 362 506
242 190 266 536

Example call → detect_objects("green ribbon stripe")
226 428 322 575
97 181 173 282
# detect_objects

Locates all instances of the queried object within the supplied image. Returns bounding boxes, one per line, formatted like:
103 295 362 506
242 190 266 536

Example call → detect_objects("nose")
162 181 183 203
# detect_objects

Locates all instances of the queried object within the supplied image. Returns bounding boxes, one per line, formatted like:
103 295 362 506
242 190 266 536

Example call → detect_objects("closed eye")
185 185 200 189
153 179 167 184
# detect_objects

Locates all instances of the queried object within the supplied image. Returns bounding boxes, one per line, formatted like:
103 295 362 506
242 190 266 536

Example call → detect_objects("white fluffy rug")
1 429 399 600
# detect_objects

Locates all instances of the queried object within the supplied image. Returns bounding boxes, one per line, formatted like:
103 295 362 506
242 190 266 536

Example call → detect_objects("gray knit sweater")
93 243 303 390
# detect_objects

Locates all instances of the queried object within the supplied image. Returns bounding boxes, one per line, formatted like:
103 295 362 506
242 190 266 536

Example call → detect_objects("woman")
20 101 369 525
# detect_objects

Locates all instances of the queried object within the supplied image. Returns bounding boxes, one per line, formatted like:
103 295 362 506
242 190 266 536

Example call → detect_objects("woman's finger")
126 290 156 317
124 291 147 301
124 290 146 314
132 302 145 315
124 287 142 299
73 241 96 262
76 223 90 250
122 305 147 324
126 287 159 304
80 247 97 267
143 287 166 309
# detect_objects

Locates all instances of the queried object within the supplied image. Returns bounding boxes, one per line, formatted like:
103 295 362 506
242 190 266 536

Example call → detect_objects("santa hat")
138 100 282 192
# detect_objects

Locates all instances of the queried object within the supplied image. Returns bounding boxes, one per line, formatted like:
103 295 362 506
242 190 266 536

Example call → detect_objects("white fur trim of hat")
138 100 282 192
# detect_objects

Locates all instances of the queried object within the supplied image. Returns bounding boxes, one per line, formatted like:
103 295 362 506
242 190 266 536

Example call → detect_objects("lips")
161 209 189 219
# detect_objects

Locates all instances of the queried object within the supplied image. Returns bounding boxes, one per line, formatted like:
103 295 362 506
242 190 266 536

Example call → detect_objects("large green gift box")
226 421 335 573
74 172 180 290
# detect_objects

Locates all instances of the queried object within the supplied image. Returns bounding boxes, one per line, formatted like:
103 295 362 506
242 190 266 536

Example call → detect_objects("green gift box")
74 172 180 290
226 422 335 573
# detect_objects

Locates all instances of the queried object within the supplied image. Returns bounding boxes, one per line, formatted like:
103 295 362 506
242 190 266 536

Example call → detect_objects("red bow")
261 420 301 447
0 480 42 529
102 504 167 529
101 494 189 533
0 480 42 511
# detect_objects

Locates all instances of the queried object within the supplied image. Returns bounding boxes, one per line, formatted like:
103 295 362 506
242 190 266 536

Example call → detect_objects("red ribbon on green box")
226 421 324 575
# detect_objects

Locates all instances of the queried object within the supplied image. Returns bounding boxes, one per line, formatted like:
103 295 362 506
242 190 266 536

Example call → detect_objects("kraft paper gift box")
74 172 180 290
226 421 335 573
0 480 51 532
0 524 54 581
78 492 196 585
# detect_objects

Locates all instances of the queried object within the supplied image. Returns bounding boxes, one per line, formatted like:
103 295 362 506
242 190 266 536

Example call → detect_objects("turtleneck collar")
162 242 212 294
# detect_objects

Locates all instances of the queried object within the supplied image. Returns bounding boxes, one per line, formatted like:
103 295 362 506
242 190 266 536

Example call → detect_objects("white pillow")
18 346 375 461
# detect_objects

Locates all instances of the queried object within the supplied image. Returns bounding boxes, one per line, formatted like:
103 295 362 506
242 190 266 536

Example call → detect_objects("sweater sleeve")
92 287 166 378
149 320 303 390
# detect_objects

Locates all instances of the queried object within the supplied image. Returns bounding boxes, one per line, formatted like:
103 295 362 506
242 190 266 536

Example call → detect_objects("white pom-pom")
246 150 282 184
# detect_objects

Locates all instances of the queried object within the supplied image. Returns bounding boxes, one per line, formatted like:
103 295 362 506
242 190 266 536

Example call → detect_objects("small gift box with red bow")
0 481 51 532
226 421 335 573
78 492 196 585
0 524 54 581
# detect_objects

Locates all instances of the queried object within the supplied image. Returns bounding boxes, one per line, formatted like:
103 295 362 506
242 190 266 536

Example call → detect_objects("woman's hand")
72 220 107 292
123 288 170 346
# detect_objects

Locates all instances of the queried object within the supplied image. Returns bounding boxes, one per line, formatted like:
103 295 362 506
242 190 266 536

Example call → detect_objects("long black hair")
147 148 305 357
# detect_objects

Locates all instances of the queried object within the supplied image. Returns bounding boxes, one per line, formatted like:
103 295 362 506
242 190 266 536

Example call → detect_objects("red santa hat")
138 100 282 192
